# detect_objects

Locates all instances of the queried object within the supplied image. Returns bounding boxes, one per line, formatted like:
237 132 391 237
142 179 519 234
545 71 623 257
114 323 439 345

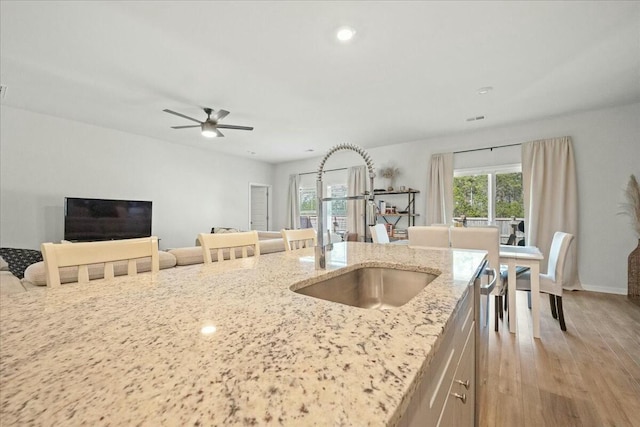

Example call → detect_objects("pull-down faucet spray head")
315 143 376 269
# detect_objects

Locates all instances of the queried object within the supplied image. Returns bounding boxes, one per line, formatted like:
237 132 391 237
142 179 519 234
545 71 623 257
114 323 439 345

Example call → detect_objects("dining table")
499 244 544 338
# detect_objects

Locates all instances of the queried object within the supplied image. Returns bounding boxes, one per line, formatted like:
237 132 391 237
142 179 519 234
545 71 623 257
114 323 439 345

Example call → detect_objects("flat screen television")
64 197 152 242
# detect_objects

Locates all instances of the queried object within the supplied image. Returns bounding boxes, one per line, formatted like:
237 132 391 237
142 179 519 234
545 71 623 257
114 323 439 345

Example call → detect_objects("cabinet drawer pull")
452 392 467 404
455 379 470 389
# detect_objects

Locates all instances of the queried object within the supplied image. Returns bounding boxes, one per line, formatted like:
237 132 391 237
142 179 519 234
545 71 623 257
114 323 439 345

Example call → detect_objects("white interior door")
250 185 269 231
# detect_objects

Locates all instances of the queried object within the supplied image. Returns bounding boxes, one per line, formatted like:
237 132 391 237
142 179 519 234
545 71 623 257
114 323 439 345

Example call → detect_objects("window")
453 174 488 218
495 172 524 218
298 183 348 232
299 187 317 216
454 165 524 241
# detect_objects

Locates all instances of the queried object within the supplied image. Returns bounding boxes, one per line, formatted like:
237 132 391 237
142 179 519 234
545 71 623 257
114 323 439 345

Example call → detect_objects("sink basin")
293 267 438 310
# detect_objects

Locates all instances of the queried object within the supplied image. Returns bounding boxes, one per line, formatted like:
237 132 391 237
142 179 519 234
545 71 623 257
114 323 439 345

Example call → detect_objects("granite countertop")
0 242 486 426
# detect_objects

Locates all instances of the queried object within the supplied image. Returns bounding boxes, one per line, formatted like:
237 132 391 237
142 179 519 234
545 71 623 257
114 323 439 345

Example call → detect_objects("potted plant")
380 166 400 191
621 174 640 297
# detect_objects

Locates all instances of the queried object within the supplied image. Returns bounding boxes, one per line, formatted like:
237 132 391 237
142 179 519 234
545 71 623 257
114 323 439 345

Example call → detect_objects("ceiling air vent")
466 115 485 122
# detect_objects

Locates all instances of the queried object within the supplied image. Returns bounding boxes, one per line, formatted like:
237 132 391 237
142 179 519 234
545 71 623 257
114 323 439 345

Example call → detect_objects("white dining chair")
370 224 390 244
198 231 260 263
41 236 159 288
514 231 574 331
450 227 502 329
281 228 317 251
407 226 450 248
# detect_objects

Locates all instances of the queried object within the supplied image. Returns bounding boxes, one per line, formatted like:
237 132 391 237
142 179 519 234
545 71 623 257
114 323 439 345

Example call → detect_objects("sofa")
1 255 26 295
23 250 178 287
168 231 286 266
19 231 287 287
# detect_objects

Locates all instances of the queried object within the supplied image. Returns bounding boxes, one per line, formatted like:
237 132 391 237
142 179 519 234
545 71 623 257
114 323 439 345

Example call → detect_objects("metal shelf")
374 191 419 228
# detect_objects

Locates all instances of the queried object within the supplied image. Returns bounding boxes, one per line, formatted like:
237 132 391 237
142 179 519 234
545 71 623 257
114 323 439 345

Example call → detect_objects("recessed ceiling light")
477 86 493 95
336 26 356 42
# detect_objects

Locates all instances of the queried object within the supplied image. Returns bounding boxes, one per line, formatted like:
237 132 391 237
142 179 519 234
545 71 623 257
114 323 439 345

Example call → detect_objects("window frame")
454 163 522 224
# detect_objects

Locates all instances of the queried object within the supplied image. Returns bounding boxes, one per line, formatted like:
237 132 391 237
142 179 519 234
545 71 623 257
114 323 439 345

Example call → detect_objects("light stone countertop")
0 242 486 426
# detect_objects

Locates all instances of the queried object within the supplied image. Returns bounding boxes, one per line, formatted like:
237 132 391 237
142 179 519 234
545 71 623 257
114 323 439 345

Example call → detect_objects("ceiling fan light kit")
163 107 253 139
201 122 219 138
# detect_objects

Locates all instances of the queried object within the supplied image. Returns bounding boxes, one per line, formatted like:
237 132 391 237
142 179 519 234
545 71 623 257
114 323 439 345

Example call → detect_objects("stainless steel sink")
293 267 438 310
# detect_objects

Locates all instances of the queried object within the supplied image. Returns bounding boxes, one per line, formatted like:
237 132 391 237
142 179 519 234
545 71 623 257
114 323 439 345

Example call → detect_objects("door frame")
248 182 272 231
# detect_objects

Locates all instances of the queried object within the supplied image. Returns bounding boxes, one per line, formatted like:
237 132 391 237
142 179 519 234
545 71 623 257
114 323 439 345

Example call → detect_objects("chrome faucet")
315 143 376 269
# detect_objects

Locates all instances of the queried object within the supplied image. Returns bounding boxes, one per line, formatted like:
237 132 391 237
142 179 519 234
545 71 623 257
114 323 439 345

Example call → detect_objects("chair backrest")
344 232 358 242
450 227 500 275
281 228 317 251
408 226 450 248
41 237 159 288
370 224 390 244
197 231 260 263
546 232 575 286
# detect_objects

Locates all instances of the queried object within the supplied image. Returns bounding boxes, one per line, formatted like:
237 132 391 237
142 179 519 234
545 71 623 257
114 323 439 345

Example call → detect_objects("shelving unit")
373 190 420 238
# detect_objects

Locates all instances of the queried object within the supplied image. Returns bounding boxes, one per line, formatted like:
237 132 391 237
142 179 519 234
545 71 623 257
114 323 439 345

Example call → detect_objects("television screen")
64 197 152 242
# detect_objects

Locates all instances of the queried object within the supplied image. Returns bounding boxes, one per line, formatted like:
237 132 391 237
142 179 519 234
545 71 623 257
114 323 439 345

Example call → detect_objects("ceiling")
1 1 639 164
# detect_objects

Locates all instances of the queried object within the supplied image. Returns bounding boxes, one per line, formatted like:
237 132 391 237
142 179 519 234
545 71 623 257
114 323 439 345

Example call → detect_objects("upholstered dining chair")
370 224 390 244
281 228 317 251
514 231 575 331
198 230 260 263
407 226 450 248
41 236 159 288
450 227 502 329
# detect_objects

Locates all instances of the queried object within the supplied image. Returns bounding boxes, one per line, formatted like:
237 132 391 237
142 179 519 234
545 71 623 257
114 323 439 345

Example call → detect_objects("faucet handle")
326 231 333 251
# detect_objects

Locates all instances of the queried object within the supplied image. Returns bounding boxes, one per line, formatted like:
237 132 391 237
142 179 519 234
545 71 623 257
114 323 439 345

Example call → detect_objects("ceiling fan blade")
171 125 200 129
215 129 225 137
216 124 254 131
211 109 230 122
163 109 202 124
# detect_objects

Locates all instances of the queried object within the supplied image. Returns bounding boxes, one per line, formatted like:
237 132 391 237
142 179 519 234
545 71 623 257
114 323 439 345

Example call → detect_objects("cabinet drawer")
436 323 475 427
427 290 473 426
397 285 474 427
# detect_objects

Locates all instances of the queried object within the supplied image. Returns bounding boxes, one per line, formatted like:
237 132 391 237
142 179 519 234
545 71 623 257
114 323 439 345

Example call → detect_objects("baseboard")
580 283 628 295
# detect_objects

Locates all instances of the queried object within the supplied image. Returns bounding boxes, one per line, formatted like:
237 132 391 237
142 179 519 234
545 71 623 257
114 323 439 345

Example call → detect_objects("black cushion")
0 248 43 279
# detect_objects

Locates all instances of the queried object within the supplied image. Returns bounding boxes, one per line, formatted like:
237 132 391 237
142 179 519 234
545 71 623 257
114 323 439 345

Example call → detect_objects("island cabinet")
397 282 476 427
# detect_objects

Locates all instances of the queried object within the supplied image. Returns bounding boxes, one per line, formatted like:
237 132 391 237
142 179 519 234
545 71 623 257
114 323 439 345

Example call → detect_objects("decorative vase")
630 239 640 298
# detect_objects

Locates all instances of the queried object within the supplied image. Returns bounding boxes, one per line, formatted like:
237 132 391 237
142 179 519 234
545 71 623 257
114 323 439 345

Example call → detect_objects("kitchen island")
0 242 486 426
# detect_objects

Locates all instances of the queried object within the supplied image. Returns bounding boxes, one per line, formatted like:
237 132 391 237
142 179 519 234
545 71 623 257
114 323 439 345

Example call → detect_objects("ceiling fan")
163 107 253 138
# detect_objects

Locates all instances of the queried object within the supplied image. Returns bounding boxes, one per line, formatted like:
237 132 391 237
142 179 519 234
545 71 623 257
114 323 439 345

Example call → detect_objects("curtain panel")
426 153 454 226
347 166 366 241
285 174 300 230
522 136 582 290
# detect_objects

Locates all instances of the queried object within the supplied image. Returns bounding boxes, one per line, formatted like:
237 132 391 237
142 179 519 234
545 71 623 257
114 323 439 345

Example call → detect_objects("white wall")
273 103 640 295
0 106 274 250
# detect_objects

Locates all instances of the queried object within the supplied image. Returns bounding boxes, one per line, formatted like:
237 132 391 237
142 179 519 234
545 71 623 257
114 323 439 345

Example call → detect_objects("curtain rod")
454 142 521 155
299 167 348 176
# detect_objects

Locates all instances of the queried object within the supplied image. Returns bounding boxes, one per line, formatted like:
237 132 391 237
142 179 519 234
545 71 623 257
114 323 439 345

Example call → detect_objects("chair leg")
485 294 490 328
556 296 567 331
495 295 499 331
549 293 558 319
497 295 503 319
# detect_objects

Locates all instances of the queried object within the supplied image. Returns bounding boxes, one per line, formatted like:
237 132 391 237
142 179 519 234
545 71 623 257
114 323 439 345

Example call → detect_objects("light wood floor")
479 291 640 427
